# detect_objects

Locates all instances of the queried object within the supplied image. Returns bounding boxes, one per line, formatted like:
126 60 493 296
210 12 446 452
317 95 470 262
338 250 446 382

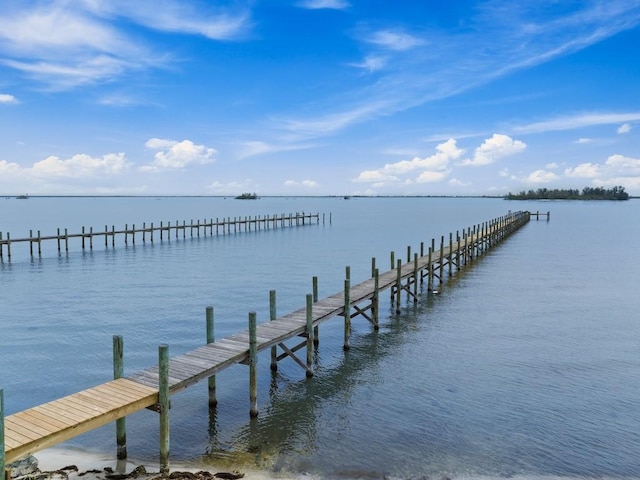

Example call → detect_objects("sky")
1 0 640 196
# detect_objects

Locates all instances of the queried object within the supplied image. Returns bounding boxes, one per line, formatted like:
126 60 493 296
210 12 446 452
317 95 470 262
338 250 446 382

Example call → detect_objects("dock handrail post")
89 227 93 250
407 245 411 263
111 226 115 248
151 223 154 243
0 231 3 260
142 223 146 243
104 226 108 248
305 294 314 377
270 291 278 371
312 277 319 346
124 224 128 245
38 230 42 256
206 307 217 406
1 388 5 480
158 344 170 475
64 229 68 253
373 268 379 329
371 257 376 278
395 259 402 313
249 312 258 417
113 335 127 460
30 229 33 256
343 278 351 350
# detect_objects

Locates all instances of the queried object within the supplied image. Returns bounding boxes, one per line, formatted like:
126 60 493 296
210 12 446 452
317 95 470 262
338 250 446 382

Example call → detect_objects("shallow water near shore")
2 196 640 479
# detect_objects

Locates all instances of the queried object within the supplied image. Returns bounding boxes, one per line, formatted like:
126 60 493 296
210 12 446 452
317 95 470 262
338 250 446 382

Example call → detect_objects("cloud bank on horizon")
1 0 639 195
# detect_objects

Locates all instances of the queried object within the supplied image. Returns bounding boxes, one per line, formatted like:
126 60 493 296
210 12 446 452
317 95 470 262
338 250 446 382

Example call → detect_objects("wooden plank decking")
1 211 532 467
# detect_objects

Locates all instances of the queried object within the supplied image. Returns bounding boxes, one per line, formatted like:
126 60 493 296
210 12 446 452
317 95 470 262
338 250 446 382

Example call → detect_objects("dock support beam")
113 336 127 460
249 312 258 417
206 307 217 406
158 344 170 475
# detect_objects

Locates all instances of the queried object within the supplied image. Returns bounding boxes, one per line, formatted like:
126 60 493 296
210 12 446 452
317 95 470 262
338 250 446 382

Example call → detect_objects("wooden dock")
0 212 323 260
1 210 533 478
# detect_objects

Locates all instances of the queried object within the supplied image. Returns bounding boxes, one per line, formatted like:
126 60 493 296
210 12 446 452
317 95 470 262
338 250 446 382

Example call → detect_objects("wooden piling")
343 279 351 350
249 312 258 417
90 227 93 250
439 236 444 285
373 268 379 329
396 259 402 313
270 290 277 371
312 277 319 346
206 307 217 406
29 230 33 256
305 294 314 377
113 335 127 460
158 344 170 475
413 253 418 301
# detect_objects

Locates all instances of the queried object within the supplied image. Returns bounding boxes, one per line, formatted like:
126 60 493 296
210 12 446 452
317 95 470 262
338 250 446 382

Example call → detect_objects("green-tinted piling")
396 259 402 313
206 307 217 406
343 279 351 351
158 344 170 475
113 335 127 460
312 277 319 346
249 312 258 417
306 294 314 377
270 291 277 371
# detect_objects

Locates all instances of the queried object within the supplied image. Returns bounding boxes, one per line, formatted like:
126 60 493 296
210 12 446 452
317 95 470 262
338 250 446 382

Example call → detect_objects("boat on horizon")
16 194 29 199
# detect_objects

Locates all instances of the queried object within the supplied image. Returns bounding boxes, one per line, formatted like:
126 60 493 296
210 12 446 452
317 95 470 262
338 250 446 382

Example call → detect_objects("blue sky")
1 0 640 196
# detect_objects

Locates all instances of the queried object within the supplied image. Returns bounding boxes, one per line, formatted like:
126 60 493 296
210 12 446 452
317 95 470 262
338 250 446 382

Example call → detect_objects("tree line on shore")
504 186 629 200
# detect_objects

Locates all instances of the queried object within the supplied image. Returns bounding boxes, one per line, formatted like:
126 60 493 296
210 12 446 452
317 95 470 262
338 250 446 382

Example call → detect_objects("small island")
505 186 629 201
234 192 259 200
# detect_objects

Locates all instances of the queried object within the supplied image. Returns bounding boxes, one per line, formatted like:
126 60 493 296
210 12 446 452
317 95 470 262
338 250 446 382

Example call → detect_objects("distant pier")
1 210 535 478
0 212 324 260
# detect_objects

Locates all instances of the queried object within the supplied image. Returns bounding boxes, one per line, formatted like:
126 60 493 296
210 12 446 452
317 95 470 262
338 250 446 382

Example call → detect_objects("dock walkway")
1 211 532 477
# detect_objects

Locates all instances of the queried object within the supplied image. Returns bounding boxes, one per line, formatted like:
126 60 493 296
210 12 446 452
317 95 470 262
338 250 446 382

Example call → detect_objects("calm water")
2 196 640 479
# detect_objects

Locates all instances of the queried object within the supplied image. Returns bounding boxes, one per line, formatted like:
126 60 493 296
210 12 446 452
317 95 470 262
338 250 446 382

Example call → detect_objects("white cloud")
525 169 558 184
296 0 350 10
365 29 426 51
354 138 462 185
284 179 319 188
461 134 526 166
546 162 559 169
575 138 592 144
0 94 18 104
564 154 640 188
449 178 470 187
618 123 632 134
141 138 216 171
0 159 22 173
31 152 129 177
564 162 600 178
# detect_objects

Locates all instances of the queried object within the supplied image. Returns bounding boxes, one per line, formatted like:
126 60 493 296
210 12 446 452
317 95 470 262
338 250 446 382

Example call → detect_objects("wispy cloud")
513 112 640 134
237 140 316 159
0 1 250 89
296 0 350 10
363 29 427 51
280 1 640 139
618 123 632 134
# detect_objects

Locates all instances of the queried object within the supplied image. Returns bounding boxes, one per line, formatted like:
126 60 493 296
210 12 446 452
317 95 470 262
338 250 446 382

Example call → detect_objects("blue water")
2 196 640 479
